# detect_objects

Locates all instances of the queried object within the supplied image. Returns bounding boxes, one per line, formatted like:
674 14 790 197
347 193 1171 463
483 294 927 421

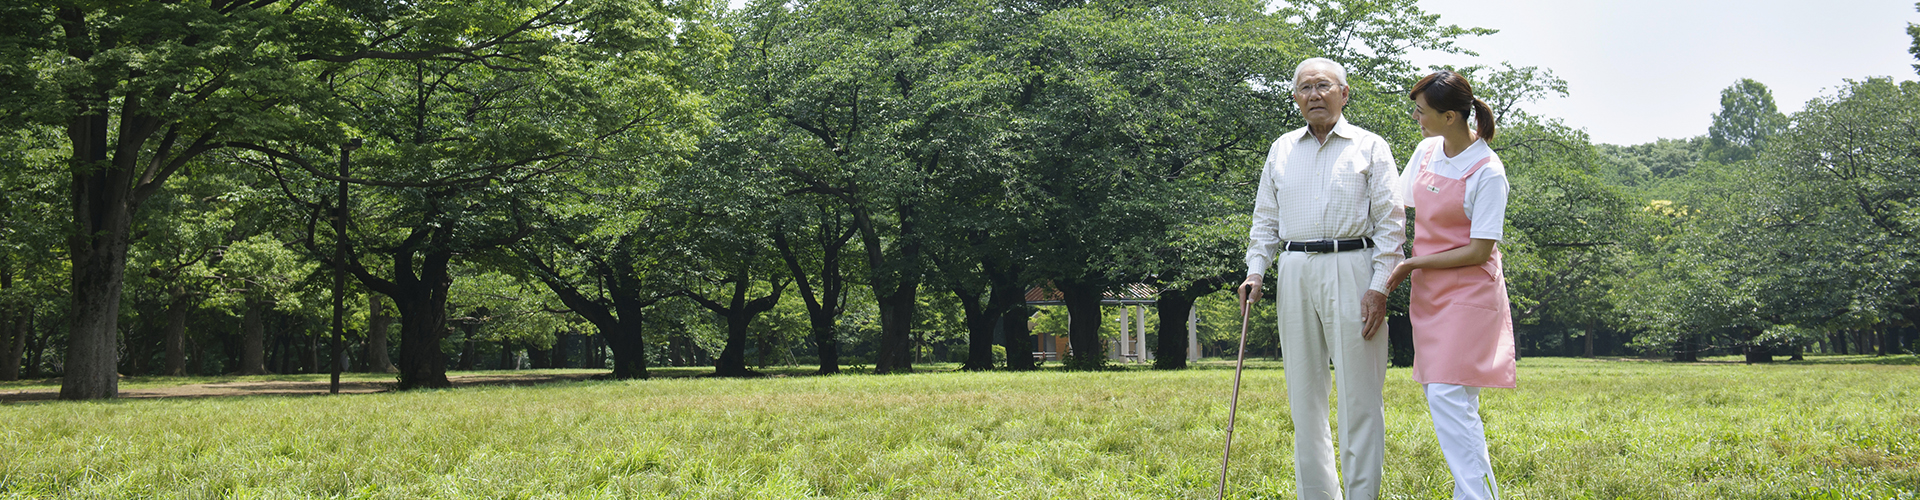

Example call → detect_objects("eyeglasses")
1294 82 1341 97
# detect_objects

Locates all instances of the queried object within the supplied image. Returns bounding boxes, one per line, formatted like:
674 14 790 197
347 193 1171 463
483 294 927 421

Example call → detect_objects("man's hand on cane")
1238 274 1263 315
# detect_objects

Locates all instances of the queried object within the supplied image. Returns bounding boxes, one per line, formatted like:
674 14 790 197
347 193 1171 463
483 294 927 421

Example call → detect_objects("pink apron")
1409 146 1517 388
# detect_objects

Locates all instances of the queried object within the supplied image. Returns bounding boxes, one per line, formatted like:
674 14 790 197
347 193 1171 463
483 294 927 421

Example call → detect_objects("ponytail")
1409 71 1497 141
1471 97 1496 141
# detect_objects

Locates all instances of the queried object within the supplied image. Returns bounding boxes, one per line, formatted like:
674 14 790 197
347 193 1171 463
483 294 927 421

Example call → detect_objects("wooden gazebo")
1022 283 1202 363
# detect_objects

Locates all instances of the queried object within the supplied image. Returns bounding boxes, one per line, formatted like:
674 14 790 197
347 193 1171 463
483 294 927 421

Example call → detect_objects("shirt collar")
1299 117 1356 143
1438 138 1491 162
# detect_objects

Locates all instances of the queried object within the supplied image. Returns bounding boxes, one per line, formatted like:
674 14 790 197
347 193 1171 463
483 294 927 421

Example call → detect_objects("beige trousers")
1275 250 1388 500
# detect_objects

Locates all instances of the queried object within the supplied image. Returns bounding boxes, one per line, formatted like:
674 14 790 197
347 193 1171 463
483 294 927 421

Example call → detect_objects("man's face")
1293 68 1348 128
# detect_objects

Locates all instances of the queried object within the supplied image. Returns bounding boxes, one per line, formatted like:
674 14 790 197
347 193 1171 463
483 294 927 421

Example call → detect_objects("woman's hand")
1385 260 1416 294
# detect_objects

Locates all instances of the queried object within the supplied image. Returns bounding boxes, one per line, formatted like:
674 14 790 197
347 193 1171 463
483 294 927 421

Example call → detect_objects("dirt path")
0 372 601 403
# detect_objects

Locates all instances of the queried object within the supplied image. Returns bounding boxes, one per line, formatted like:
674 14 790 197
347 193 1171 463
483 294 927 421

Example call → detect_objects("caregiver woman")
1385 70 1516 500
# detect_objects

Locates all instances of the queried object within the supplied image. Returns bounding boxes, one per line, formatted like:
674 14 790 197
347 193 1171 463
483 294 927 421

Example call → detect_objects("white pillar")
1187 304 1202 361
1115 305 1130 361
1136 305 1149 361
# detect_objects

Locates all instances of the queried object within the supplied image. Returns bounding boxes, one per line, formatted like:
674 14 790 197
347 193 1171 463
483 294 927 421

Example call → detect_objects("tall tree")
516 228 678 380
1706 78 1787 163
6 0 366 399
772 203 860 374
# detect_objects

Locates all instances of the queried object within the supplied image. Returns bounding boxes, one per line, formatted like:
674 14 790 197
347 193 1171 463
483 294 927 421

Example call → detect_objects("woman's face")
1411 93 1451 138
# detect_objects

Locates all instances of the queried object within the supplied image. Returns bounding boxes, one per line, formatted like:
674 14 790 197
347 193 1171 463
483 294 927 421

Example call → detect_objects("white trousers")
1275 250 1388 500
1425 383 1498 500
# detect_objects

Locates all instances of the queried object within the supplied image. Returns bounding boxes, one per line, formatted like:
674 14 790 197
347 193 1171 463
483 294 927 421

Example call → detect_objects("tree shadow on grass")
1778 354 1919 366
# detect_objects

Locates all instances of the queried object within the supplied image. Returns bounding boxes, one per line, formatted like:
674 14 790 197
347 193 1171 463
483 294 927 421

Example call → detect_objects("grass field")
2 356 1916 499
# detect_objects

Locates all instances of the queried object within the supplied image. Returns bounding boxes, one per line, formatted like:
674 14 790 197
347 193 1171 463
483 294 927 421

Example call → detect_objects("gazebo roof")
1023 282 1160 306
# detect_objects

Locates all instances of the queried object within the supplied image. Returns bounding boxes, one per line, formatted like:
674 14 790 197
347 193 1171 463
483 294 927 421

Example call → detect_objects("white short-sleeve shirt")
1403 136 1508 241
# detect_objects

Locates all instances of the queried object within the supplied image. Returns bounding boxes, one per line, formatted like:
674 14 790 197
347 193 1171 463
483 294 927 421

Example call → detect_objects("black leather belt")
1284 237 1375 253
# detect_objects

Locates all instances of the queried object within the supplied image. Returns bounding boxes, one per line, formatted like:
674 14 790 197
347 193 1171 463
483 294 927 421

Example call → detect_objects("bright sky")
1410 0 1920 145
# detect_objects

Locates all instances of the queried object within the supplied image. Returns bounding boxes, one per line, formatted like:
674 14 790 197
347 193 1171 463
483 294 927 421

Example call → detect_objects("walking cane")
1216 283 1256 500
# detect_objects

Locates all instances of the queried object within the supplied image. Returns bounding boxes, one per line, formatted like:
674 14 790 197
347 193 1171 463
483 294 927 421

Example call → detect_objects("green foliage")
447 270 569 349
1609 77 1920 358
1595 137 1707 186
1706 78 1787 163
1909 2 1920 73
1494 116 1635 332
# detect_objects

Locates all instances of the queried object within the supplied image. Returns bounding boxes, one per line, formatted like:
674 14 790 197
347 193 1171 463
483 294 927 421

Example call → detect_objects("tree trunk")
2 304 27 381
715 307 756 376
990 264 1033 371
393 286 453 389
604 299 651 379
1001 303 1035 371
25 311 45 378
810 316 839 375
957 287 997 371
1585 319 1596 358
1059 279 1106 370
606 320 649 379
62 218 131 397
457 332 476 371
307 318 322 374
364 294 396 373
61 111 134 400
237 296 270 375
591 335 607 369
0 272 13 380
1744 331 1773 364
1671 334 1697 362
874 281 919 374
773 225 850 375
162 285 191 376
272 314 291 374
1152 287 1197 370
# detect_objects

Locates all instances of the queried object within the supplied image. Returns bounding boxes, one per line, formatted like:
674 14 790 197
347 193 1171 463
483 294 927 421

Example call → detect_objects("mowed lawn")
2 357 1916 499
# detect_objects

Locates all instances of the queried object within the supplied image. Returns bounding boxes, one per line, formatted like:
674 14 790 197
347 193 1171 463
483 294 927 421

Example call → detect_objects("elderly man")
1240 57 1405 500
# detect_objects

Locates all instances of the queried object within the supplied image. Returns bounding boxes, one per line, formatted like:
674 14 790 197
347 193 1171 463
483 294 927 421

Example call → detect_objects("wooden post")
1135 305 1148 361
331 138 359 393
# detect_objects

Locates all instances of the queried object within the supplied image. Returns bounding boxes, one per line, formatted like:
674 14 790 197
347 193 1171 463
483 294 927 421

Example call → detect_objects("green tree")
1763 77 1920 355
7 0 363 399
727 0 995 373
1706 79 1787 164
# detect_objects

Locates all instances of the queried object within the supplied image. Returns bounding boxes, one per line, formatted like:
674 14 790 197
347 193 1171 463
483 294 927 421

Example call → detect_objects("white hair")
1293 57 1348 87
